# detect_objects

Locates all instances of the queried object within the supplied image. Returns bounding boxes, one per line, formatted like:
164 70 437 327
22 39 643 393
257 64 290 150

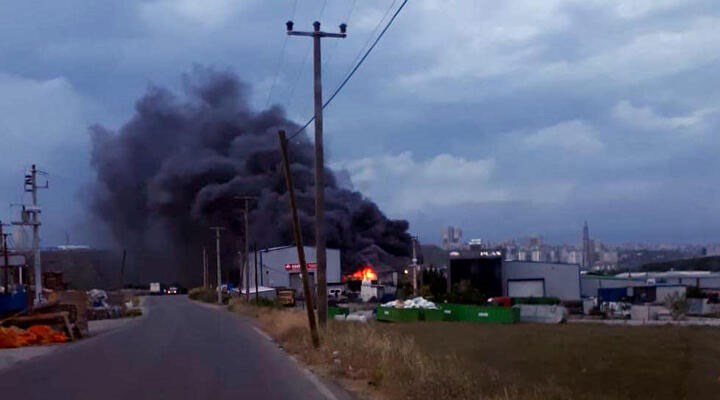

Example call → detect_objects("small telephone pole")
411 235 418 296
1 223 9 293
279 130 320 348
210 227 225 304
235 196 256 302
287 20 347 328
202 247 208 289
119 249 127 290
253 242 259 305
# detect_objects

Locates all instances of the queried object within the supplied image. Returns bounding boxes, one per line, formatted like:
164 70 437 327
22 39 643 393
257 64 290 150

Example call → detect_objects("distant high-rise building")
529 236 543 248
442 226 464 250
582 221 594 269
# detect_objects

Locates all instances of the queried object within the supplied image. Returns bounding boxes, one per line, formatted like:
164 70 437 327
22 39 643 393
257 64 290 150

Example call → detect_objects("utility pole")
287 20 347 328
210 227 225 304
411 236 418 296
235 196 256 302
278 130 320 348
11 165 48 304
253 243 259 305
202 247 208 289
119 249 126 290
1 224 9 294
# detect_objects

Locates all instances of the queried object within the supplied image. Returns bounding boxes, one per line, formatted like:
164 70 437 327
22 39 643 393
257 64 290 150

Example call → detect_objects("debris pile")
382 297 439 309
86 289 123 320
0 325 68 348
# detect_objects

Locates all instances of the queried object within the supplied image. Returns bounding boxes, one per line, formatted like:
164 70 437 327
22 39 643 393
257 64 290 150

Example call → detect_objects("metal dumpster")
422 308 445 321
376 307 421 322
458 305 519 324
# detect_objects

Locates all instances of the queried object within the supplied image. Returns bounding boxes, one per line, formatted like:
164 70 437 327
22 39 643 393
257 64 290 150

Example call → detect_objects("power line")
288 0 409 140
322 0 357 69
346 0 398 72
283 0 329 116
265 0 299 108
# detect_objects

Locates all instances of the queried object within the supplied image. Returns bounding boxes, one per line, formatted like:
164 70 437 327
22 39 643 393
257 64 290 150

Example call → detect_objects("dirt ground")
381 321 720 400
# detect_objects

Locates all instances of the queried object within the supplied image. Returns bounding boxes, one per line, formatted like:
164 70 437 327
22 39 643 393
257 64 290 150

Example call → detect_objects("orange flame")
345 266 377 281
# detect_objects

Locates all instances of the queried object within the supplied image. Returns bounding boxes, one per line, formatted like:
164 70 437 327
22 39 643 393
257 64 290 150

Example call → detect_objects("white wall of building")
249 246 341 289
503 261 581 301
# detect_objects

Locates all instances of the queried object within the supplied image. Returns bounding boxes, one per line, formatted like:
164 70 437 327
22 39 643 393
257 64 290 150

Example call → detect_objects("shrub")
188 287 228 304
664 293 689 320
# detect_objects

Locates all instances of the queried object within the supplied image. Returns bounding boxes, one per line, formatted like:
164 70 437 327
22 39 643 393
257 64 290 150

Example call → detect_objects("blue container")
0 290 28 315
598 287 629 303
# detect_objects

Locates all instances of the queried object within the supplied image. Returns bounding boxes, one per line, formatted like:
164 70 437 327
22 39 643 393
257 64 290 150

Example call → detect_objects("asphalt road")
0 296 344 399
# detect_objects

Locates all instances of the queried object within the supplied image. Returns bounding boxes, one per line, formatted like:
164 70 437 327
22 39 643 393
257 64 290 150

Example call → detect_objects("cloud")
523 120 604 154
612 100 718 132
393 2 720 101
0 71 97 242
0 73 91 165
604 0 686 19
139 0 255 30
334 152 503 213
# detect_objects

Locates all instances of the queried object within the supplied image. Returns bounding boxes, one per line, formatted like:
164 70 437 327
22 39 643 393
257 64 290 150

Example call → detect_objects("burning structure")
88 68 411 285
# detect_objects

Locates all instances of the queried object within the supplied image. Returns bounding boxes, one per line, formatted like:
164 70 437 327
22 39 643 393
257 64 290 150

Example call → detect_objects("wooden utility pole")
411 236 418 296
202 247 208 289
287 20 347 327
254 243 259 305
235 196 256 302
278 130 320 348
1 224 9 294
119 249 126 290
210 227 225 304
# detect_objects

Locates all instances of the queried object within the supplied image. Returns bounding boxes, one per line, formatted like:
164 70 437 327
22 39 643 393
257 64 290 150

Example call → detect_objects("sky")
1 0 719 247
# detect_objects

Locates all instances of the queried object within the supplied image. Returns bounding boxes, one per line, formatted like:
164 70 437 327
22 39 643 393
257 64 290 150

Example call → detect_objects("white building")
250 246 341 293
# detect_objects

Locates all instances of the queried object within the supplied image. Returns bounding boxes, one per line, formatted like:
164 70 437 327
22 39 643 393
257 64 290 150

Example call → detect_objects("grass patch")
231 304 560 399
384 321 720 400
232 304 720 400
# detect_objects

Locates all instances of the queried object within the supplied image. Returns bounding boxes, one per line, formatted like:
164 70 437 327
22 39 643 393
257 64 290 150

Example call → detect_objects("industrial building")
249 246 341 293
503 261 581 301
447 250 582 301
447 250 503 297
581 271 720 298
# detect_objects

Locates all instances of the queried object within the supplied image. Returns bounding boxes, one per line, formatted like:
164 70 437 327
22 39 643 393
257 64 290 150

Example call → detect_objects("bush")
124 309 142 318
664 293 689 320
188 287 228 304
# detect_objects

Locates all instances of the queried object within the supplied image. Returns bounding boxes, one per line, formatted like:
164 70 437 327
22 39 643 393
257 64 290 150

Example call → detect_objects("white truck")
150 282 162 295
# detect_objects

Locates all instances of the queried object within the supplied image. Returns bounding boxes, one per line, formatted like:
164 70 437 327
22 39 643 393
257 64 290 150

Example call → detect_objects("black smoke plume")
89 68 411 285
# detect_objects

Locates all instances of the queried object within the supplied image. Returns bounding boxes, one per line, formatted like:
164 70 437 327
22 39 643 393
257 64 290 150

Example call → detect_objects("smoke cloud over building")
88 68 411 285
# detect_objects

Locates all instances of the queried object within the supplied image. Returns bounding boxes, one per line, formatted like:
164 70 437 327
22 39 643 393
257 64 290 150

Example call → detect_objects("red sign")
284 263 317 272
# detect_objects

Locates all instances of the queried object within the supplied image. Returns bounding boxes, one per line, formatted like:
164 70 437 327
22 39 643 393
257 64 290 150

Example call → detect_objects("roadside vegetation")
229 302 720 400
188 287 229 304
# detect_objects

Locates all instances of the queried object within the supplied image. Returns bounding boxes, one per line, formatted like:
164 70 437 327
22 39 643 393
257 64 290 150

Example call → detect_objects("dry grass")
385 322 720 400
230 302 720 399
229 303 575 400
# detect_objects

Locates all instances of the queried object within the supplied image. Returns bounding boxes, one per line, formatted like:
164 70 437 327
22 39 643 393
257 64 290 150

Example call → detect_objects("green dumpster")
439 303 466 321
422 308 445 321
459 305 519 324
376 307 421 322
328 306 350 319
